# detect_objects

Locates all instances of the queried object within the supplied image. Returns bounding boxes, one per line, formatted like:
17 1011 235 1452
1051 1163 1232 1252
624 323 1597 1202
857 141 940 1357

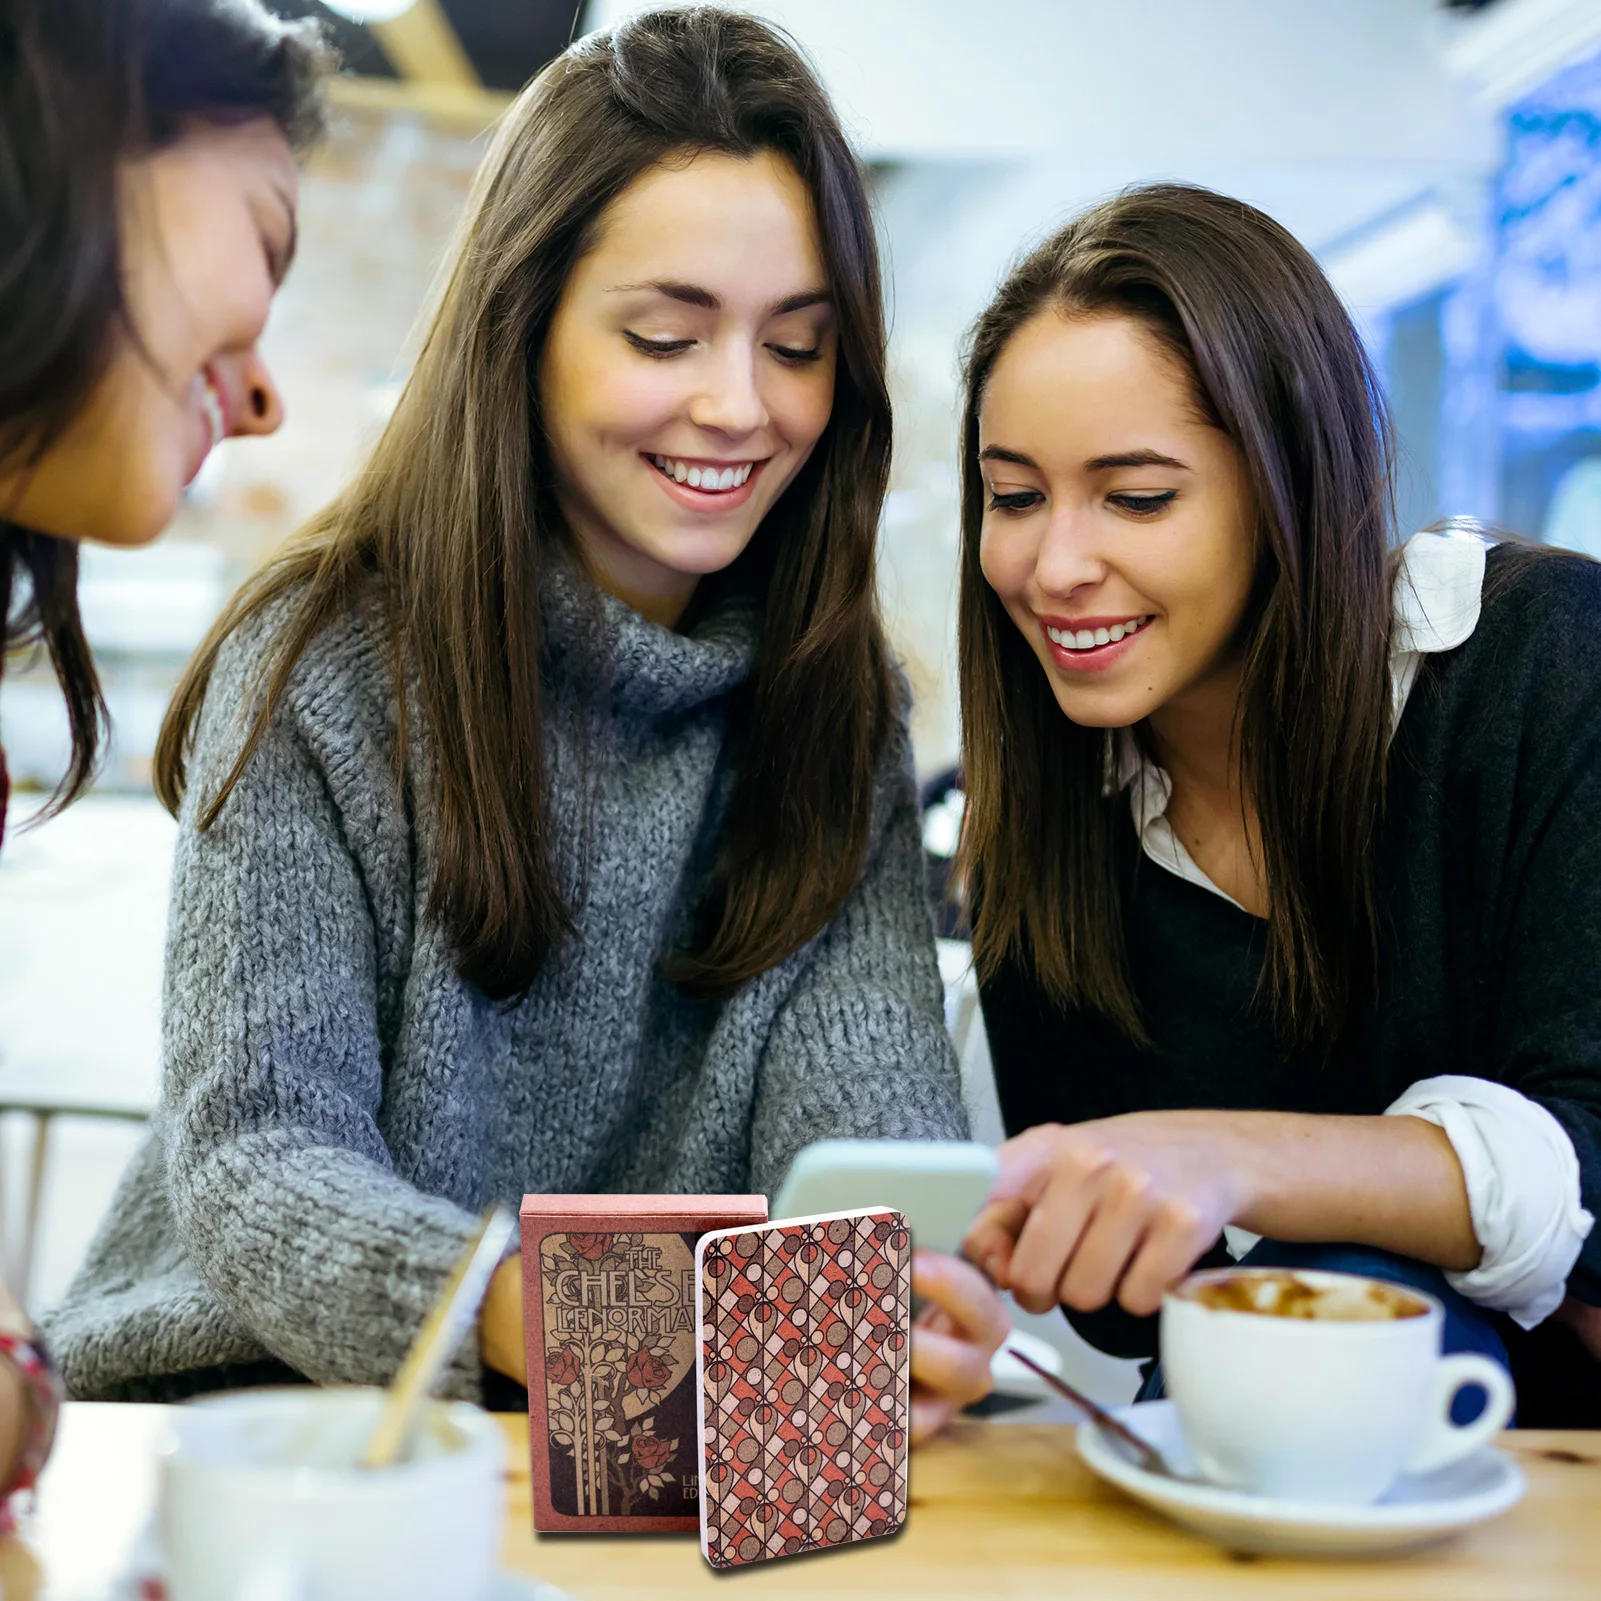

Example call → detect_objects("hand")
479 1255 527 1382
909 1249 1010 1444
963 1114 1251 1318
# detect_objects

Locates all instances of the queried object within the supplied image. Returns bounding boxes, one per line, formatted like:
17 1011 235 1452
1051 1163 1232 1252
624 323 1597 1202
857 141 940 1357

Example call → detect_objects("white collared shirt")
1117 525 1594 1327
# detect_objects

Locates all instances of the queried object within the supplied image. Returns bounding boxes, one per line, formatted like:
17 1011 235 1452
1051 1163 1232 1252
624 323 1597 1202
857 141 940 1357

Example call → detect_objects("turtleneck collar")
539 560 758 720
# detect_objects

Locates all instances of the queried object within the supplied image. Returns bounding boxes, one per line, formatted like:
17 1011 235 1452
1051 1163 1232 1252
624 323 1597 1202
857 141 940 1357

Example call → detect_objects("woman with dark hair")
0 0 326 1525
48 7 1006 1441
960 182 1601 1421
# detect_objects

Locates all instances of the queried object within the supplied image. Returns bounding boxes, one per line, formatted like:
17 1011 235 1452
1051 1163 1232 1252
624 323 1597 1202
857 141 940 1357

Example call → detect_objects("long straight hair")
0 0 327 814
959 183 1394 1052
155 7 896 1005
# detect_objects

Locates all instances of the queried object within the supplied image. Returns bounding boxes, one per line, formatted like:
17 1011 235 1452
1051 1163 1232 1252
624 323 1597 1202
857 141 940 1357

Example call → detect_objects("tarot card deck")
695 1209 912 1568
520 1193 767 1534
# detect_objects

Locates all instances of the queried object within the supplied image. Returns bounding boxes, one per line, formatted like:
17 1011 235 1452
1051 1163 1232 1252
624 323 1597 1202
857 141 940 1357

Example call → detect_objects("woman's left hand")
964 1114 1252 1319
909 1249 1010 1444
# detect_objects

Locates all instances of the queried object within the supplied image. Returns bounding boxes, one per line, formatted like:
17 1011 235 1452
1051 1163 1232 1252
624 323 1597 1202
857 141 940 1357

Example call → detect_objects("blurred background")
2 0 1599 1395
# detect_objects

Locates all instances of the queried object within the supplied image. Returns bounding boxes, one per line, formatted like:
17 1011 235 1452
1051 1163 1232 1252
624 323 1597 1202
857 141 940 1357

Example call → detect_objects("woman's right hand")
479 1256 528 1382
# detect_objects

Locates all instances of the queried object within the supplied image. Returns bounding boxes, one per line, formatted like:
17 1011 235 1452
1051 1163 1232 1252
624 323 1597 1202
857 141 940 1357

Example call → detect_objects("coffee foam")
1178 1271 1428 1322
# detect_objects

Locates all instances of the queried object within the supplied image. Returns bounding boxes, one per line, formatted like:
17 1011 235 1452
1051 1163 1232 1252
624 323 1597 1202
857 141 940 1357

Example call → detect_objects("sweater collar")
541 562 758 720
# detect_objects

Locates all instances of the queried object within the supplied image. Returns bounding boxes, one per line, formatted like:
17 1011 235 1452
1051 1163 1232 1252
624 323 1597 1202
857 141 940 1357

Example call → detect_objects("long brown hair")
155 6 896 1005
959 183 1393 1051
1 0 327 815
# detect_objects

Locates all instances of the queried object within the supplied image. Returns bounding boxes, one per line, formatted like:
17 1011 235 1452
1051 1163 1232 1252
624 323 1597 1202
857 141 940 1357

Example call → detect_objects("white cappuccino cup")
157 1387 504 1601
1161 1268 1515 1504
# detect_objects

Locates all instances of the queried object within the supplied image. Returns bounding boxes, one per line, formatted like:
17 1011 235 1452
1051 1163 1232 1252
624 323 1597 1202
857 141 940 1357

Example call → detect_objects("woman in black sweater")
958 183 1601 1423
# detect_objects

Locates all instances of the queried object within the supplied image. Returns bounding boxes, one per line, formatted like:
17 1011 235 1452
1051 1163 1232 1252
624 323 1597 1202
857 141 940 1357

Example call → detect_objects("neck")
592 565 699 631
1143 657 1249 815
559 492 700 631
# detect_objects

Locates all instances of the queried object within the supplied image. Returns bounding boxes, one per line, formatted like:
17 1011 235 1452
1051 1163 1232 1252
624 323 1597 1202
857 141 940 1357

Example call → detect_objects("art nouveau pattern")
697 1211 911 1568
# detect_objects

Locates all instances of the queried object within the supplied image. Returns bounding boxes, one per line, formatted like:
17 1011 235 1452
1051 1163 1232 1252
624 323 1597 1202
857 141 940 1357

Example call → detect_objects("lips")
185 366 231 487
1037 612 1154 675
643 452 768 513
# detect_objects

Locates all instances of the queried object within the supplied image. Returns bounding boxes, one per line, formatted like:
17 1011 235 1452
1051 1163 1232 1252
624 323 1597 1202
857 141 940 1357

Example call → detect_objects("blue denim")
1136 1241 1512 1426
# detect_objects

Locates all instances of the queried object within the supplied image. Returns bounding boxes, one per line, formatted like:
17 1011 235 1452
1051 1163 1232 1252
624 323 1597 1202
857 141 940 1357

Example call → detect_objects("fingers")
910 1324 994 1415
910 1389 960 1446
962 1197 1029 1285
912 1249 1012 1356
1005 1159 1104 1314
1056 1163 1153 1312
1115 1199 1217 1316
986 1123 1071 1204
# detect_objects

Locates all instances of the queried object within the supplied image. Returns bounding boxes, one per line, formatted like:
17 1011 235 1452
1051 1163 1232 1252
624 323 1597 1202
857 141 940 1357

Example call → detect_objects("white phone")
771 1139 1000 1258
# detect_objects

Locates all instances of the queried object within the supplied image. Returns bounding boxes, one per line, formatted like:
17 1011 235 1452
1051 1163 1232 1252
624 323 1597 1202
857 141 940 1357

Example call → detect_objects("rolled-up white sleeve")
1386 1075 1595 1327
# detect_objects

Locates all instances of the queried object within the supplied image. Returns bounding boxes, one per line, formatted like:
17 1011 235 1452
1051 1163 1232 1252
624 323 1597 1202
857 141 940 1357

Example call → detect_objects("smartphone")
770 1139 1000 1258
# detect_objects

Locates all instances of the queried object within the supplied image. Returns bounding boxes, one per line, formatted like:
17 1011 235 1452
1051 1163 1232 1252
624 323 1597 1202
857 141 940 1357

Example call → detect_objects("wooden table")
3 1404 1598 1599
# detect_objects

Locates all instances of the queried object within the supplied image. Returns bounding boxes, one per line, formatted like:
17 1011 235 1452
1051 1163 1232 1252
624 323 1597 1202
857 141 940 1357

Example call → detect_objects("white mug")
157 1387 504 1601
1161 1268 1515 1504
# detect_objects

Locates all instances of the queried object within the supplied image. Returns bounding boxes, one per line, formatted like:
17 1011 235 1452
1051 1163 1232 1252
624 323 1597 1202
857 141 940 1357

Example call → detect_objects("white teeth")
1048 616 1150 652
201 378 225 451
651 456 756 491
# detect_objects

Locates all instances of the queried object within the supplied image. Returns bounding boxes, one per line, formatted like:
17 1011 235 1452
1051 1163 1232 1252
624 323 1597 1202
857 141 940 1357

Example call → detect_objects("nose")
231 349 285 438
1032 502 1108 599
687 342 768 438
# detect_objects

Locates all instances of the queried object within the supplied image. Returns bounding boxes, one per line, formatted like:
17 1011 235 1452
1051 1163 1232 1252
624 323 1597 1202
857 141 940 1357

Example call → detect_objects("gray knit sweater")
45 572 966 1400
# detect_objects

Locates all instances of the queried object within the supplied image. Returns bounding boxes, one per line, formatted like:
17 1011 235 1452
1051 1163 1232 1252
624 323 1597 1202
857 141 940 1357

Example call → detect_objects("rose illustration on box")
520 1194 768 1535
541 1232 691 1517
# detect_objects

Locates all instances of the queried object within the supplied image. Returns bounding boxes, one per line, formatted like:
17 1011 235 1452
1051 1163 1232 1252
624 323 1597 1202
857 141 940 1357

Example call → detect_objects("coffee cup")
157 1387 504 1601
1160 1268 1514 1504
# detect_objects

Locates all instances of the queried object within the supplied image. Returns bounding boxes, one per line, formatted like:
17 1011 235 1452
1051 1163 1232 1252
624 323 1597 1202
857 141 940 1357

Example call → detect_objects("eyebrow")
977 445 1192 473
1085 448 1191 472
607 280 832 317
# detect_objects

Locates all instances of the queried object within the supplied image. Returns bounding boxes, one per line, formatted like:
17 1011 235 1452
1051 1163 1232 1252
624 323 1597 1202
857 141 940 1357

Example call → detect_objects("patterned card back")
695 1210 911 1568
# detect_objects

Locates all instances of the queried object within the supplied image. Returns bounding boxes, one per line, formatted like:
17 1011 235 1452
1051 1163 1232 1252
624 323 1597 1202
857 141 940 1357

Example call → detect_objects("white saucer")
492 1576 574 1601
1076 1400 1525 1557
492 1576 575 1601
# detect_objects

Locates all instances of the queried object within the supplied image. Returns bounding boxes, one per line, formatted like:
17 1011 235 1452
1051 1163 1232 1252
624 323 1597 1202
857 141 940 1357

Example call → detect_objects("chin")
646 529 759 580
1048 687 1158 731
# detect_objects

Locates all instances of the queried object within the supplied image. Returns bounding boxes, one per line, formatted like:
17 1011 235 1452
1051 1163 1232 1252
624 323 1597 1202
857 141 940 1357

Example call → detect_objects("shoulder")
1446 542 1601 690
192 573 400 801
1412 541 1601 773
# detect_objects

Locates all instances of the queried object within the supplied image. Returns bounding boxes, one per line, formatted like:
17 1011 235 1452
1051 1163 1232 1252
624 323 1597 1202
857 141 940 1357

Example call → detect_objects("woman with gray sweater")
47 9 1006 1438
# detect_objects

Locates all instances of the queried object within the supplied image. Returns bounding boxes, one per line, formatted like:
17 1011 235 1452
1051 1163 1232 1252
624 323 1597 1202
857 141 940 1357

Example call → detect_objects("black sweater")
981 546 1601 1421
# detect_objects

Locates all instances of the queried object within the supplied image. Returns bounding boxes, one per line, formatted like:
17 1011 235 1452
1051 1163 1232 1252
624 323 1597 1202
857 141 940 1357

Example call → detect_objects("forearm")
172 1137 486 1394
1230 1111 1479 1271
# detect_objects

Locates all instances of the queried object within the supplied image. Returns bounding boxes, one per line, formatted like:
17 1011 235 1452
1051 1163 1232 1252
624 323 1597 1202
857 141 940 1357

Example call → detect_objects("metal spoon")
1004 1344 1188 1480
360 1204 517 1470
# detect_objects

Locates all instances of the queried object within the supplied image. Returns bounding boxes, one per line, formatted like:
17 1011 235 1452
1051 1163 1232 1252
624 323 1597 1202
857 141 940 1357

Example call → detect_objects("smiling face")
538 148 838 627
977 310 1258 731
0 116 298 547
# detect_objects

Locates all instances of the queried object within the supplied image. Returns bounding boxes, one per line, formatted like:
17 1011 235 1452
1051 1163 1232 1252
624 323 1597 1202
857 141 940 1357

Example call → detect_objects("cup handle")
1404 1353 1515 1477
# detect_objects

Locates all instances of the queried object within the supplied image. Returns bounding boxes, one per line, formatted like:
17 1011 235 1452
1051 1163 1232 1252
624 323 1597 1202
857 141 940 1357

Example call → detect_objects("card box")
696 1210 912 1569
520 1193 768 1534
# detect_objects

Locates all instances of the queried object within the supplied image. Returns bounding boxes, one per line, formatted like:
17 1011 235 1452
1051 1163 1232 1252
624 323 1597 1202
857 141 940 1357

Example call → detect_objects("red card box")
520 1193 768 1534
696 1209 912 1569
